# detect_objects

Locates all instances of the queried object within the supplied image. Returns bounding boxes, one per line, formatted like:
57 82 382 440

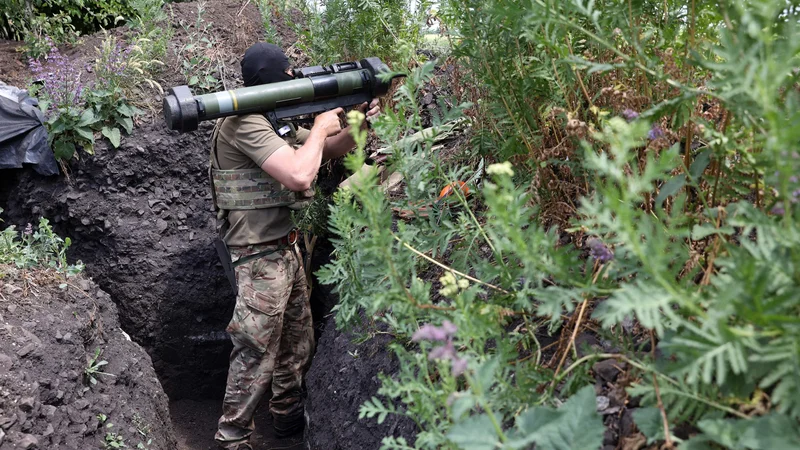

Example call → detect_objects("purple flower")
451 357 468 376
789 176 798 184
412 321 458 342
587 238 614 263
771 204 786 216
441 320 457 336
23 223 33 236
28 37 89 116
412 324 448 342
96 39 134 89
648 125 664 140
427 342 469 377
414 321 468 376
428 341 456 360
622 109 639 122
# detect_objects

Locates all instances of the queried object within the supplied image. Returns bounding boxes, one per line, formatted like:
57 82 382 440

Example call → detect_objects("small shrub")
28 38 98 162
90 34 157 145
317 0 800 448
0 207 83 275
18 10 80 59
253 0 283 48
296 0 428 66
0 0 156 56
128 0 172 63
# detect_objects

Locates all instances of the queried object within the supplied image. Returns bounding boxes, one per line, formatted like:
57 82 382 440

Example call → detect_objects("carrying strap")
209 118 226 214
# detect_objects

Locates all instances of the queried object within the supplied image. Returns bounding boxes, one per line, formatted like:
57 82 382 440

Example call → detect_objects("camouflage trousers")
215 242 315 448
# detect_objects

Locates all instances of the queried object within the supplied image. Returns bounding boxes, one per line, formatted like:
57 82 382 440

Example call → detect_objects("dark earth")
0 270 175 450
0 0 422 448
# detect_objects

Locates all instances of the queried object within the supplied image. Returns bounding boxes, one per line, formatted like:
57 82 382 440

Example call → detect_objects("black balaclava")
241 42 293 87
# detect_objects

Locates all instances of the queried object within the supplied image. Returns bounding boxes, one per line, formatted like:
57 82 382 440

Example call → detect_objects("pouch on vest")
210 119 315 213
211 168 316 211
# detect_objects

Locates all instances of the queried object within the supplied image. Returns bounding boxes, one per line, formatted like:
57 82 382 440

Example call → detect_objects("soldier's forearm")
322 126 357 160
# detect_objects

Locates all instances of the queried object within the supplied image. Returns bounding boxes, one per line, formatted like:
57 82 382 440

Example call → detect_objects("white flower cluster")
439 271 469 297
486 161 514 177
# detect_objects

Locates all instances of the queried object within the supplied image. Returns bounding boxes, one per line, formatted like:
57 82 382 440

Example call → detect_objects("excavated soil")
0 269 175 449
305 319 417 449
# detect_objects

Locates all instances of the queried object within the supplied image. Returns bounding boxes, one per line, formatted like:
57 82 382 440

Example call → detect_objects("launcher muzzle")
163 57 403 133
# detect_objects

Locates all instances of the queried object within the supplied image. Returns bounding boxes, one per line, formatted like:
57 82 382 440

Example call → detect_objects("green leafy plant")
0 208 84 275
316 0 800 448
296 0 429 65
253 0 284 47
26 32 154 163
131 413 153 449
127 0 172 63
104 430 127 449
27 39 97 162
0 0 157 57
85 347 114 386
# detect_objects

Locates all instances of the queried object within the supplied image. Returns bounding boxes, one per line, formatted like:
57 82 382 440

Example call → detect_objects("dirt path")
171 397 304 450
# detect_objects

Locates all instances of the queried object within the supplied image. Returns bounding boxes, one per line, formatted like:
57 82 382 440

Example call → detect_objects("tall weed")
319 0 800 448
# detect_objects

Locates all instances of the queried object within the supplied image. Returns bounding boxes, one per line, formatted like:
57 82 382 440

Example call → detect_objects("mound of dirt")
0 268 175 449
305 319 417 449
0 119 237 400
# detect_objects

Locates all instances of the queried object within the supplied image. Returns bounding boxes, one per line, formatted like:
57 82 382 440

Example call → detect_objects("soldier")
210 42 380 450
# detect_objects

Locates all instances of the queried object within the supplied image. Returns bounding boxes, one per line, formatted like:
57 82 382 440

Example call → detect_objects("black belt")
231 229 299 268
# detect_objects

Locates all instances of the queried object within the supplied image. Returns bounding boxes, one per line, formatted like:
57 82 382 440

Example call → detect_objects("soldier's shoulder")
225 114 276 135
220 113 269 127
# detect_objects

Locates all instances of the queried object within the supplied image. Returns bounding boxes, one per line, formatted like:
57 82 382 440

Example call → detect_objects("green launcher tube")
198 70 365 119
163 57 401 133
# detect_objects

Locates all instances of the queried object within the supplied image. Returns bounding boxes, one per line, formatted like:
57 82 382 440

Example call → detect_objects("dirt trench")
0 1 423 447
0 114 418 450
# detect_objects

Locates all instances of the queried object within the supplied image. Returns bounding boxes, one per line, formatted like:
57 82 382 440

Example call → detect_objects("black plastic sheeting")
0 82 58 176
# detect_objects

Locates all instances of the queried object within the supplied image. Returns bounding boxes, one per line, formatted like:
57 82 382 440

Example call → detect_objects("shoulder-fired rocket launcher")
163 57 403 133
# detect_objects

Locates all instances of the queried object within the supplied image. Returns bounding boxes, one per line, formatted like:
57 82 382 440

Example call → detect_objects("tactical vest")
209 117 314 216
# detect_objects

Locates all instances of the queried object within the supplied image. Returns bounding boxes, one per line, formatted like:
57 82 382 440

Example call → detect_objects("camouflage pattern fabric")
215 243 315 448
211 168 298 210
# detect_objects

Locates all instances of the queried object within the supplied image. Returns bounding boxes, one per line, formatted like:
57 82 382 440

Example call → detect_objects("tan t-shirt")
211 114 310 246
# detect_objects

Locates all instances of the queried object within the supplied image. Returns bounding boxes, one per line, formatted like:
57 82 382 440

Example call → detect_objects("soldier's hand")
366 98 380 119
314 107 344 137
357 99 381 119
